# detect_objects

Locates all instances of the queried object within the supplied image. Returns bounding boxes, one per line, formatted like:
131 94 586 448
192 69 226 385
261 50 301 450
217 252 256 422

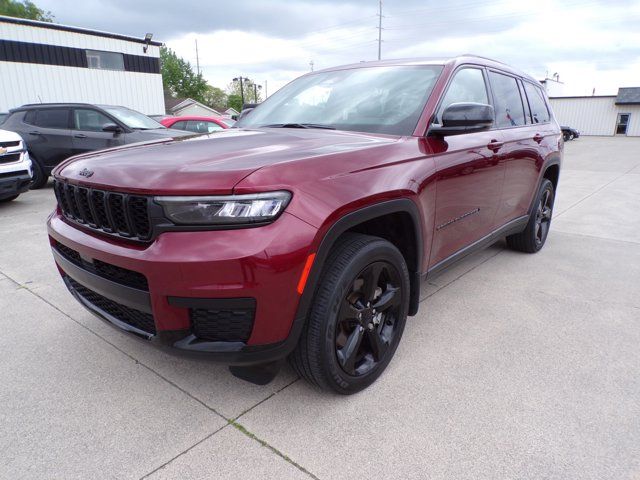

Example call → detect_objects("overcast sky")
37 0 640 97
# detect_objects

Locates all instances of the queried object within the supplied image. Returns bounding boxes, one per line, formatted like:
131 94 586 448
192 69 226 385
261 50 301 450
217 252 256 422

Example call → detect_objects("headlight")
155 191 291 225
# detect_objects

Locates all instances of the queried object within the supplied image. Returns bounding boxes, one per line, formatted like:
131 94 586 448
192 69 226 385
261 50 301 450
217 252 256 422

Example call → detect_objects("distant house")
224 107 239 118
165 96 222 117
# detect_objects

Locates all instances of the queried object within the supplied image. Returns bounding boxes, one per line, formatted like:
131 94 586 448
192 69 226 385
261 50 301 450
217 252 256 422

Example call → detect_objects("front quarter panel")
234 136 438 272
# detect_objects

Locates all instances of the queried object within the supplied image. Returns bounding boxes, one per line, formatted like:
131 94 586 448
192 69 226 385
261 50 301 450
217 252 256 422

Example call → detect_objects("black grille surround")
54 242 149 291
54 179 152 241
66 277 156 335
192 308 255 342
168 297 256 343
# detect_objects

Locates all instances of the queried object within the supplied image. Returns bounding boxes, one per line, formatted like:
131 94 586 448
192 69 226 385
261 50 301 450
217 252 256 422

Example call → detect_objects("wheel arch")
528 158 561 217
296 198 424 327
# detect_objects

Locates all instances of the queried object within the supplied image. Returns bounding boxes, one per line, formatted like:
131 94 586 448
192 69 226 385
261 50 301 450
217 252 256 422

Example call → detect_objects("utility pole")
233 76 248 107
377 0 383 60
253 83 262 103
195 39 200 75
309 60 314 72
264 80 268 98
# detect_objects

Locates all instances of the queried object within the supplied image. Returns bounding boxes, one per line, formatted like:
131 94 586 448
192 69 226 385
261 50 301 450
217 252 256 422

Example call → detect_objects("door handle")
487 140 503 152
533 133 544 143
28 131 41 136
74 134 87 139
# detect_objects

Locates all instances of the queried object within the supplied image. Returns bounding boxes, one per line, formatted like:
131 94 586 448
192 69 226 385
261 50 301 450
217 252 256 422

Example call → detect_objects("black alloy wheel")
506 178 555 253
335 261 402 377
289 233 410 394
534 188 553 247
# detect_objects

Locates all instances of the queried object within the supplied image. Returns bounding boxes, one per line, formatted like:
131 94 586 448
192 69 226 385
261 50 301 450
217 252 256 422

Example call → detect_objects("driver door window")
437 68 489 123
74 109 113 132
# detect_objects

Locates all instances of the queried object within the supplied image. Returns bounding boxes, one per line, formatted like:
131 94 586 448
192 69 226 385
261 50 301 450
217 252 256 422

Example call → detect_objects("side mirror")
430 102 494 137
102 123 123 134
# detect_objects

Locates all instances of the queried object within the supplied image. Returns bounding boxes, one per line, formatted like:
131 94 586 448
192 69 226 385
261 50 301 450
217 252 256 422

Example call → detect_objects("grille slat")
0 153 21 165
67 277 156 335
54 180 151 241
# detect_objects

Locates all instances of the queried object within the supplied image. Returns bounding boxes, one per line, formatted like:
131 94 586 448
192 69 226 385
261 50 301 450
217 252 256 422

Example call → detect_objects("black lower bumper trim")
0 173 31 198
53 248 151 313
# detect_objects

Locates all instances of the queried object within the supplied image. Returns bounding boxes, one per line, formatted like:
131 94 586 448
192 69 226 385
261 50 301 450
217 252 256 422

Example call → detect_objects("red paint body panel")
160 116 230 129
48 211 317 345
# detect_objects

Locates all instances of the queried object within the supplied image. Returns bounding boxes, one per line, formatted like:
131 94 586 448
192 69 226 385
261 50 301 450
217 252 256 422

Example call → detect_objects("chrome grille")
54 179 152 241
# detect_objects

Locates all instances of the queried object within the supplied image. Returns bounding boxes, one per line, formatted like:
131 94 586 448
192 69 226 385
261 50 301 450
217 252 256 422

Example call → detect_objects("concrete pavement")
1 136 639 479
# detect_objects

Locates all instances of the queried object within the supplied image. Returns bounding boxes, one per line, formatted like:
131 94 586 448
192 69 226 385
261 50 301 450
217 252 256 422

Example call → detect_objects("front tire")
506 179 555 253
29 156 48 189
289 233 410 394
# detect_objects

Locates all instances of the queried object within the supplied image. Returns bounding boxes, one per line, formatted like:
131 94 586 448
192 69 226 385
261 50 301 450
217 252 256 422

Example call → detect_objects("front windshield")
101 106 164 130
237 65 443 136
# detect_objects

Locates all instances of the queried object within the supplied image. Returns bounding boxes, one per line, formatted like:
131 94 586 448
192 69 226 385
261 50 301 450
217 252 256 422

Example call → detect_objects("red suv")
48 56 561 394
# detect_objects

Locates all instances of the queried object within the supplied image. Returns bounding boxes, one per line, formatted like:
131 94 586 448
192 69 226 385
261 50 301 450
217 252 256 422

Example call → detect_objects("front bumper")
0 151 32 199
48 210 318 364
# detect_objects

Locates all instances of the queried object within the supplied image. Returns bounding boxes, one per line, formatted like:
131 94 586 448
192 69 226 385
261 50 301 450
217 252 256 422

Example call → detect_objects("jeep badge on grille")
78 168 94 178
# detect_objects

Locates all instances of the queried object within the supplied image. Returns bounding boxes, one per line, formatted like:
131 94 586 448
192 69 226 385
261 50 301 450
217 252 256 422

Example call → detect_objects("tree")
160 46 209 104
202 86 227 112
227 94 243 113
0 0 54 21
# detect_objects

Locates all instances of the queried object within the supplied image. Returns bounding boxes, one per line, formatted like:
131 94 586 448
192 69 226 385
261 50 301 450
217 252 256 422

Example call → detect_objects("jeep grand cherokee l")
3 104 191 189
47 56 562 394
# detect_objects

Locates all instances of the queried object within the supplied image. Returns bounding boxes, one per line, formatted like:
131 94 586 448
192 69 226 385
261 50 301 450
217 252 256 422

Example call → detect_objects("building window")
616 113 630 135
86 50 124 71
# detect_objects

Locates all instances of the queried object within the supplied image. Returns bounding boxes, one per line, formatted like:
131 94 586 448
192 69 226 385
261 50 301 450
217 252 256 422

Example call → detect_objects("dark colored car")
2 104 191 188
47 56 562 394
160 115 232 133
561 126 579 141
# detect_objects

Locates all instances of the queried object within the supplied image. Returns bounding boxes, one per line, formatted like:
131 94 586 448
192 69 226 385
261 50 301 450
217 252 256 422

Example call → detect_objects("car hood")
127 128 192 139
0 128 23 142
55 128 398 195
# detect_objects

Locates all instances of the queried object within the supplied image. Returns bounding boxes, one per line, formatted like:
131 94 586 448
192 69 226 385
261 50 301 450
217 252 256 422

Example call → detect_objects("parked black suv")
2 104 191 188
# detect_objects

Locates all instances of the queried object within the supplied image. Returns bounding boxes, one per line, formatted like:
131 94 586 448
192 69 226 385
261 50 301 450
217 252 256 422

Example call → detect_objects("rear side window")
171 120 188 130
437 68 488 123
489 72 526 128
186 121 224 133
33 109 70 129
523 82 550 124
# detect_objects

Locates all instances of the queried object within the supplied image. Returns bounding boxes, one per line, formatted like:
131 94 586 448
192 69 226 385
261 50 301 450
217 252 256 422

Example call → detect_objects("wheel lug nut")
367 323 374 330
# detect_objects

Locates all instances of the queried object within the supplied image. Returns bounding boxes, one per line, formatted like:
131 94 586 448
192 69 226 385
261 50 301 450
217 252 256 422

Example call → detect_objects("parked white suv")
0 129 32 202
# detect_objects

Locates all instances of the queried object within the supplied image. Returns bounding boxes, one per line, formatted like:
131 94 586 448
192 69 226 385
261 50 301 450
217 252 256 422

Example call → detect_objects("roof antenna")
37 95 42 103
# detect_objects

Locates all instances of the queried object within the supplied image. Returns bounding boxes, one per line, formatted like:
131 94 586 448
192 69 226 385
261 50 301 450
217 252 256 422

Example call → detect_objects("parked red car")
48 55 562 394
160 115 233 134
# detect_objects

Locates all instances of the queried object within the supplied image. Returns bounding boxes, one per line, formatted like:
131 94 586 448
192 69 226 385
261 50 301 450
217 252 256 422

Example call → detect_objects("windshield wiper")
260 123 336 130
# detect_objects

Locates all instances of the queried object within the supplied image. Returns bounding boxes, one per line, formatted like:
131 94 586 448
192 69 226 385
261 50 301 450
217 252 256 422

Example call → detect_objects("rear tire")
506 179 555 253
289 233 410 394
29 156 48 189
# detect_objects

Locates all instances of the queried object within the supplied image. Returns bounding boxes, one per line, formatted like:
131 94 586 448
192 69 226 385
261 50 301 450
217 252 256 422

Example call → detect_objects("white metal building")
549 88 640 136
0 16 165 115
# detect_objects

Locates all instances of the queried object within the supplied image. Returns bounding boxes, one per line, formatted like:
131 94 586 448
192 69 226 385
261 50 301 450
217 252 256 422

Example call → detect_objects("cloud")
36 0 640 96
